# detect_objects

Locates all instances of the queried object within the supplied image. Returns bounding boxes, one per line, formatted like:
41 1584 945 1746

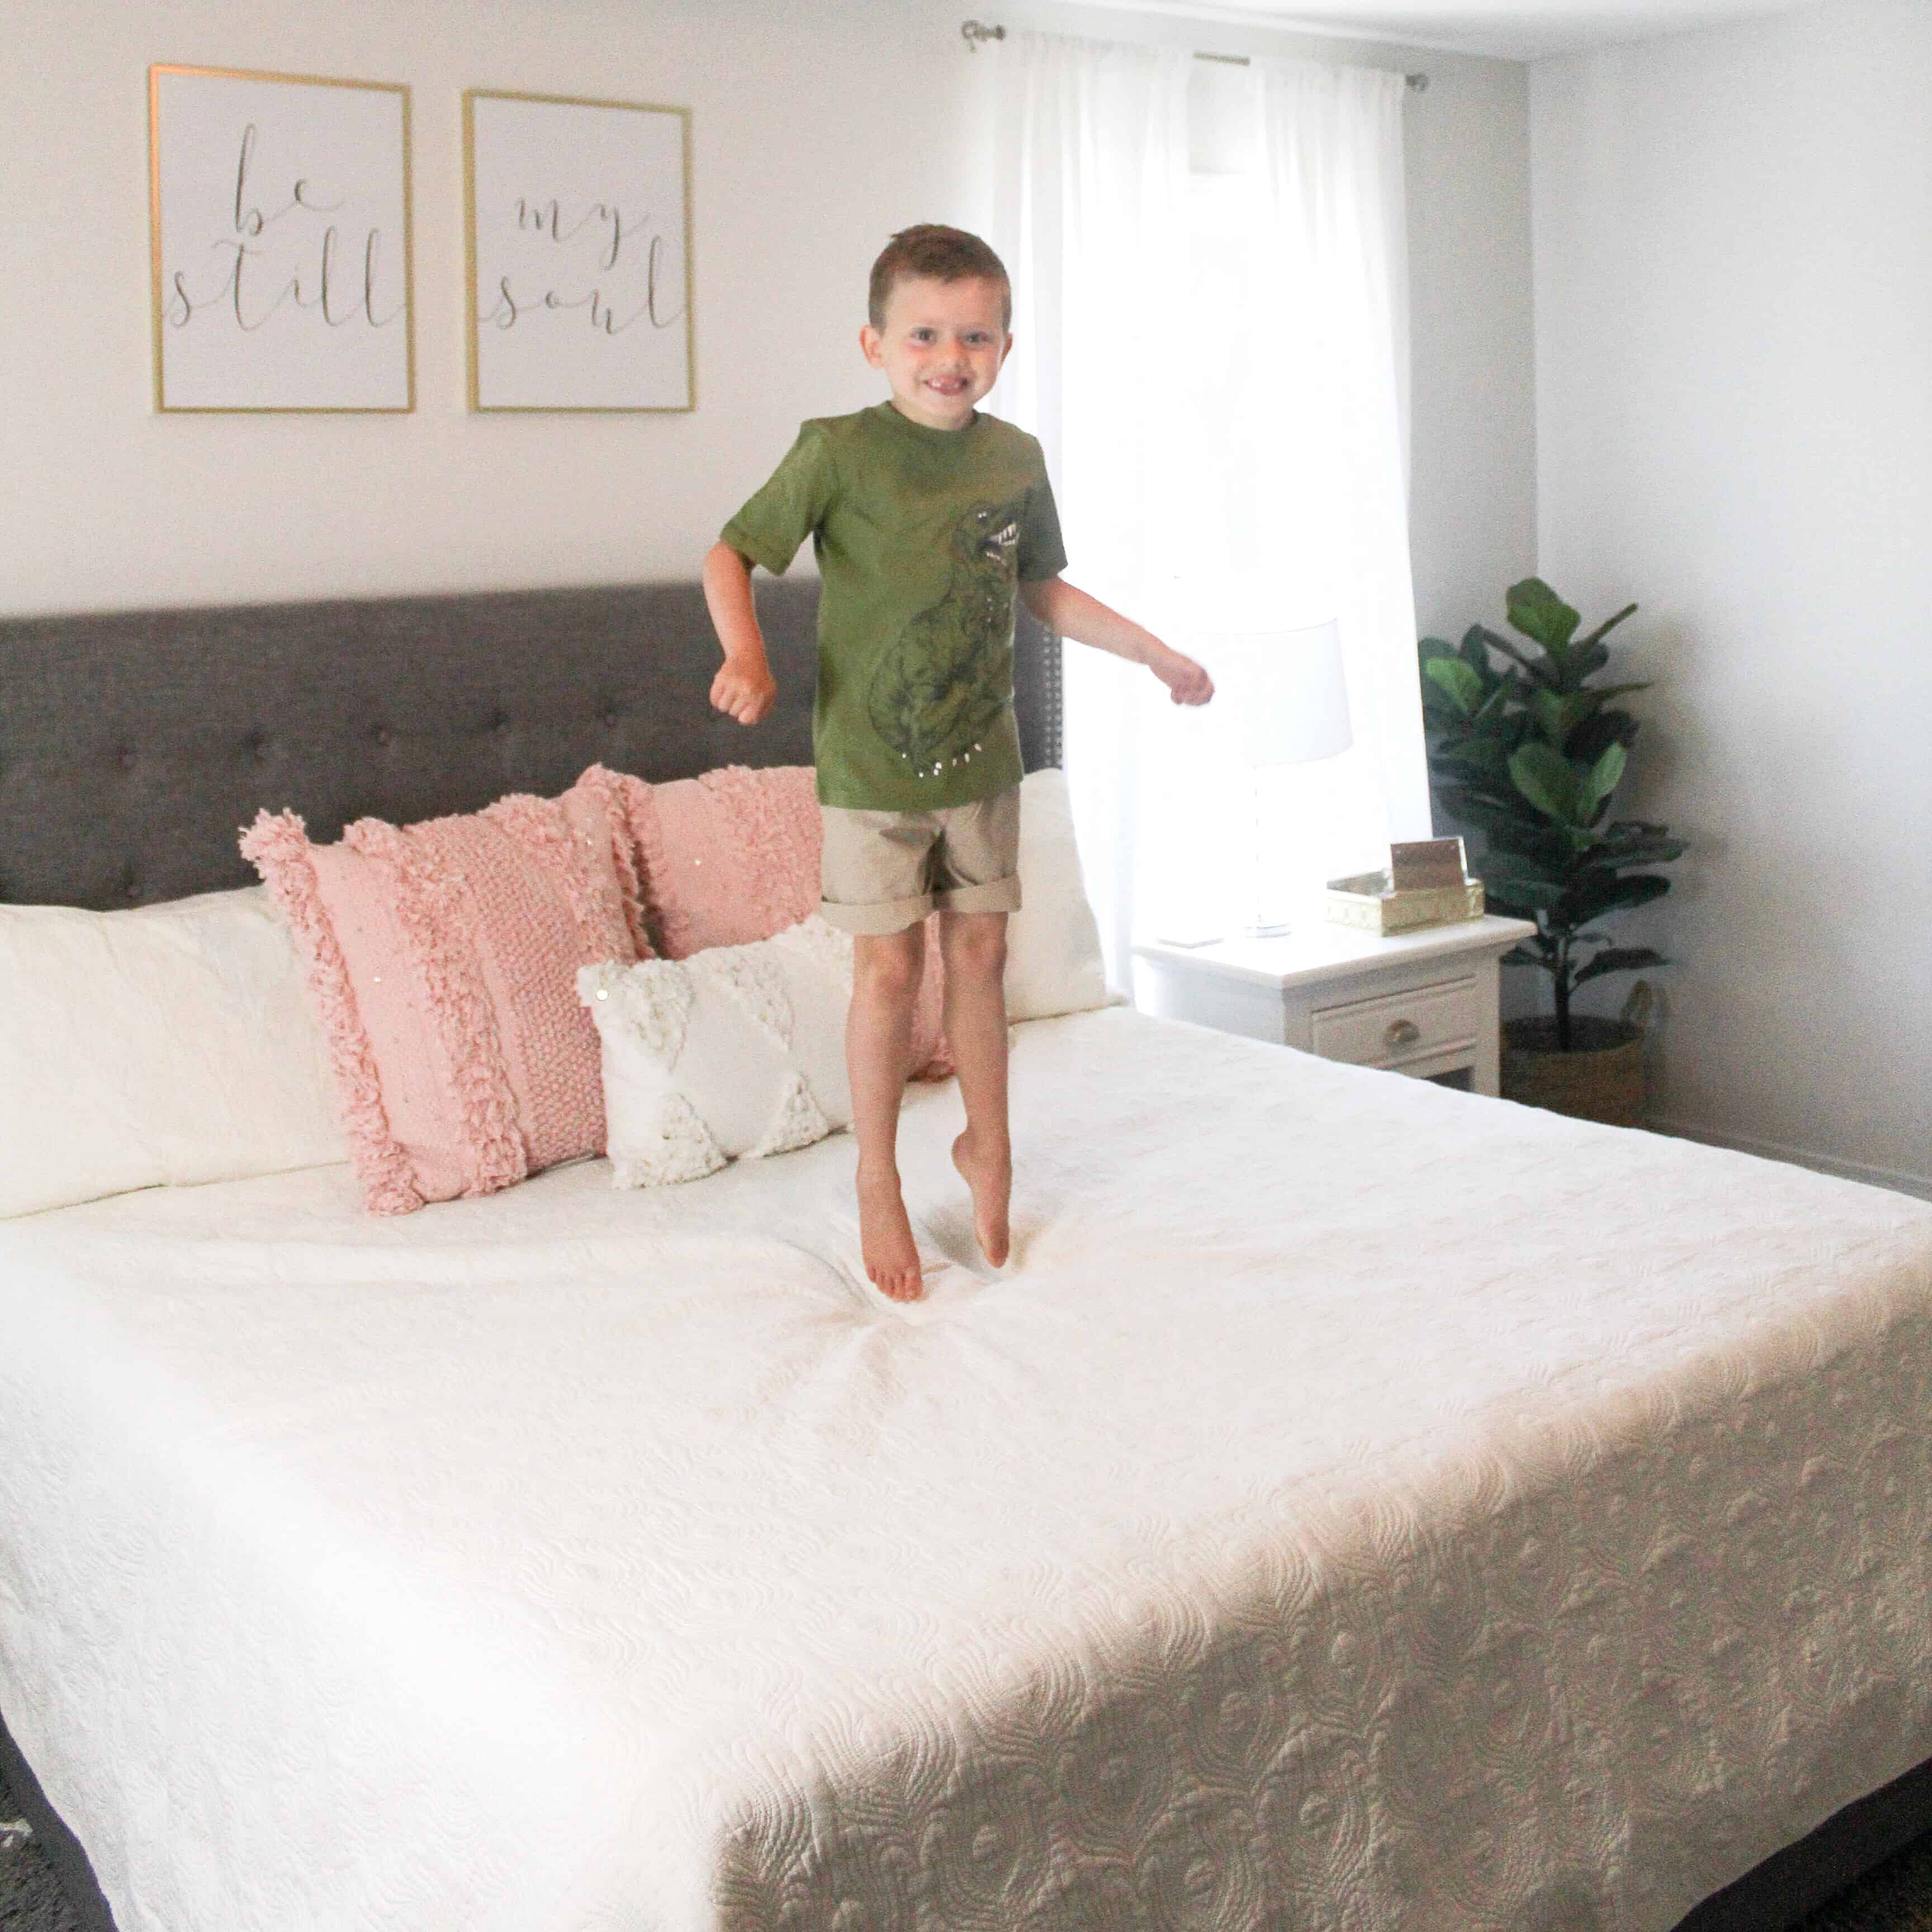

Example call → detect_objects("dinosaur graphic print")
867 498 1026 779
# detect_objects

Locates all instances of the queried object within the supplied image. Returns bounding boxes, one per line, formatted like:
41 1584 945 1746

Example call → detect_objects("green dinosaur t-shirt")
720 402 1067 811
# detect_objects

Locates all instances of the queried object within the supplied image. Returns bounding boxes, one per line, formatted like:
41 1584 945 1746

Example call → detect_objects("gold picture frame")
462 88 695 413
148 63 415 414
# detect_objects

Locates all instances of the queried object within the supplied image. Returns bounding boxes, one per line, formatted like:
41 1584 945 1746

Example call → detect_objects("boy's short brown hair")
868 225 1012 331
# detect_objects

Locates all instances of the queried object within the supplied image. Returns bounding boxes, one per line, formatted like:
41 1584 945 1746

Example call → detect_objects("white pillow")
0 886 348 1218
579 917 855 1189
1007 768 1111 1020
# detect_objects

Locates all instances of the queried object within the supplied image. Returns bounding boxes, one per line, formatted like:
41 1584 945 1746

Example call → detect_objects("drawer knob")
1385 1017 1422 1048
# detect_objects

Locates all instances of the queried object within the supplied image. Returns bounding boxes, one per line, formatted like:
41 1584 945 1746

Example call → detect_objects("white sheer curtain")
991 32 1432 984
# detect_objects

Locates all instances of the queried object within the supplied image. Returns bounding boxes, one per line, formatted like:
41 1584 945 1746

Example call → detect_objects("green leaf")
1594 833 1687 866
1471 625 1557 688
1476 850 1567 910
1424 655 1485 716
1571 641 1611 683
1573 601 1639 654
1507 578 1583 654
1438 737 1512 779
1530 688 1598 746
1574 946 1668 986
1472 679 1515 724
1508 740 1584 826
1561 871 1673 922
1578 740 1627 820
1566 711 1638 767
1483 822 1579 866
1475 846 1564 889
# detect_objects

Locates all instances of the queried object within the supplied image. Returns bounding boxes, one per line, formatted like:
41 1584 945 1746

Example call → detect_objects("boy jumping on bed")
703 224 1213 1301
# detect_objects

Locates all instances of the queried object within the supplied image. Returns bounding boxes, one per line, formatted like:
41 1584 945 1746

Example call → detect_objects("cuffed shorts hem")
934 875 1022 917
818 893 937 937
817 874 1024 936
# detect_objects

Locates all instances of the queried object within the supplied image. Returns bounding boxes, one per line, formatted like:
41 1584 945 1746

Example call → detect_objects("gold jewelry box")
1324 870 1486 935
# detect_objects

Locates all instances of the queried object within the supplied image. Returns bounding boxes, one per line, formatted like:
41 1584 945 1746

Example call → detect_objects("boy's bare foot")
951 1130 1012 1268
857 1161 924 1301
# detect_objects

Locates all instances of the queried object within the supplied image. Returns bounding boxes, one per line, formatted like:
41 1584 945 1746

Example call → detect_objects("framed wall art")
463 89 694 413
148 65 414 413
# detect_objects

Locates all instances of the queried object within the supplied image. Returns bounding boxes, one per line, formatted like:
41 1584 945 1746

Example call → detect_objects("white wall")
0 0 1533 640
1532 0 1932 1195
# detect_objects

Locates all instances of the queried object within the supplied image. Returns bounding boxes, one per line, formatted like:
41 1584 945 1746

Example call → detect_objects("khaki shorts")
820 787 1023 935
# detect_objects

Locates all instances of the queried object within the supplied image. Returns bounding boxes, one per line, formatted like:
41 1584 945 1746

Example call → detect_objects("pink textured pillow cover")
240 766 645 1215
619 765 954 1080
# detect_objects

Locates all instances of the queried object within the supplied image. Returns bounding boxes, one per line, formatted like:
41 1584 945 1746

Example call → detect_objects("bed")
2 581 1930 1932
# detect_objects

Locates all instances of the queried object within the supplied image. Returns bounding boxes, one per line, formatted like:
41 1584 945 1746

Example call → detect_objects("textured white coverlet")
2 1008 1930 1932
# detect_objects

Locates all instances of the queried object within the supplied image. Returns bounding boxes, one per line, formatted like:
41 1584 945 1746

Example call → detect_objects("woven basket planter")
1501 1014 1646 1126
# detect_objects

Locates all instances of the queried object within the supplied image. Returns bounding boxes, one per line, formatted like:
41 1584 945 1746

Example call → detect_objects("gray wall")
1532 0 1931 1196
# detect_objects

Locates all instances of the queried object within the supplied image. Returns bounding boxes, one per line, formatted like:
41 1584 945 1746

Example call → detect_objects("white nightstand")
1134 915 1538 1096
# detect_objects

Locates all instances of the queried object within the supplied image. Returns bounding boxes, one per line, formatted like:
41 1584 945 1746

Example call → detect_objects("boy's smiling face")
860 274 1012 432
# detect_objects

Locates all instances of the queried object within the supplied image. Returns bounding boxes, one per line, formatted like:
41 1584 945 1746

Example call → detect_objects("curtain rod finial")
962 19 1006 52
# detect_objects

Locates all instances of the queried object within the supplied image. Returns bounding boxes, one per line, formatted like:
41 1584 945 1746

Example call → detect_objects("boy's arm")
1020 576 1214 706
704 540 779 726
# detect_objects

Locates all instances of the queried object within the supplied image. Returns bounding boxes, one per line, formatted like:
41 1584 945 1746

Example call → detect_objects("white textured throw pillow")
0 886 347 1218
1007 768 1111 1020
579 917 855 1188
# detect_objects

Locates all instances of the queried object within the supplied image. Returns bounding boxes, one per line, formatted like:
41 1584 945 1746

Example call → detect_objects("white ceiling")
1074 0 1825 61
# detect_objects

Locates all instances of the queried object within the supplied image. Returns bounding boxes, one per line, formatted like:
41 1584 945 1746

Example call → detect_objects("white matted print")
148 66 413 413
464 91 693 413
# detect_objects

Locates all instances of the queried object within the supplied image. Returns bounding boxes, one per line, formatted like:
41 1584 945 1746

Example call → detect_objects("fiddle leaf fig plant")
1418 578 1685 1050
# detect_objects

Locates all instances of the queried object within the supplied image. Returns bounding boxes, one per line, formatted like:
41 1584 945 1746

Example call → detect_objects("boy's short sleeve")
1016 455 1068 583
720 423 835 576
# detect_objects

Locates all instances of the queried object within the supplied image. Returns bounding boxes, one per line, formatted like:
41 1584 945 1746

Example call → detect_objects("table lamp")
1234 618 1353 936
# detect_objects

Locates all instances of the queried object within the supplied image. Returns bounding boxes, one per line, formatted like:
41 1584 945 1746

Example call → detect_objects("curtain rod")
959 18 1429 90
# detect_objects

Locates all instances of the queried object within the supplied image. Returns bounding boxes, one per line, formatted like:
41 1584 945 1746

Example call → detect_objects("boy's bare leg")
940 910 1012 1267
848 925 927 1300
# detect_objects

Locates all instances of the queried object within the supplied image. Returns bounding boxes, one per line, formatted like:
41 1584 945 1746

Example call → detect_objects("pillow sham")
1003 766 1111 1020
241 766 643 1215
579 916 855 1188
0 886 347 1219
618 763 822 959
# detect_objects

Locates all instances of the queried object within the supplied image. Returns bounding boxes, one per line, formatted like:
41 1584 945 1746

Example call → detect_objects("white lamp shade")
1221 619 1353 767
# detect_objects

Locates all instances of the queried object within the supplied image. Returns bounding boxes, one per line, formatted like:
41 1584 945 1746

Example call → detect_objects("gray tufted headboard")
0 579 1062 911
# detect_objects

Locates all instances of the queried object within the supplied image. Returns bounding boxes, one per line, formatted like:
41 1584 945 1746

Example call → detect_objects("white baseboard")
1648 1117 1932 1204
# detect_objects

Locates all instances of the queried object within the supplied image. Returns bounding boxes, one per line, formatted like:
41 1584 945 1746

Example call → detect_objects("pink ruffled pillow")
619 765 953 1080
240 766 645 1214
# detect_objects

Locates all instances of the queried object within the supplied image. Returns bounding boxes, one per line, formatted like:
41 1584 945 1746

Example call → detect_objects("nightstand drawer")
1310 974 1480 1069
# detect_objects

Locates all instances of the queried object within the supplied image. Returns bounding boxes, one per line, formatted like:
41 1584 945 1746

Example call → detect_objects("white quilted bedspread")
3 1008 1931 1932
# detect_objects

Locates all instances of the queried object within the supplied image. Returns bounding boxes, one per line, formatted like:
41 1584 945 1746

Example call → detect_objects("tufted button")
600 707 619 728
493 711 511 735
250 730 272 761
372 724 393 747
117 747 135 771
124 878 141 901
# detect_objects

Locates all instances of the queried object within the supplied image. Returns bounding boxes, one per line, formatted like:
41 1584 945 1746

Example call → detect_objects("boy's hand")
1151 645 1214 707
711 656 778 725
